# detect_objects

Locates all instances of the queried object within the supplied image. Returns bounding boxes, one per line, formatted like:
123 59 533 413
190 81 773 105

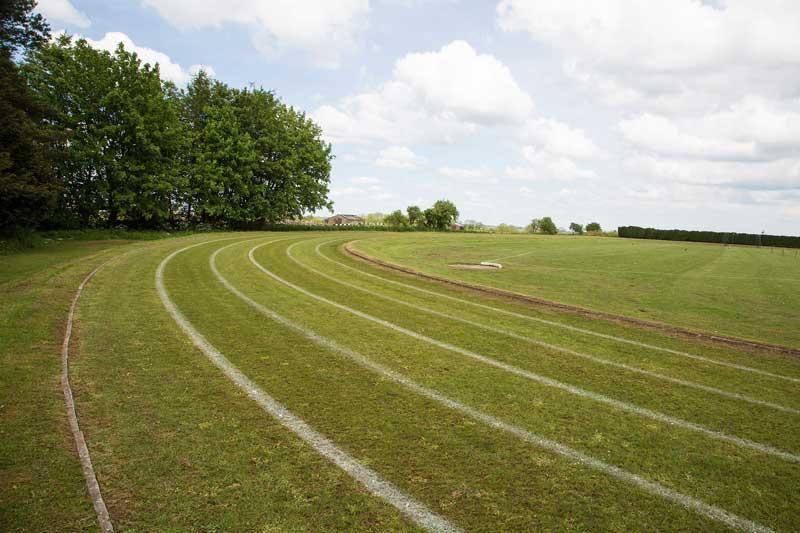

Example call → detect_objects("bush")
618 226 800 249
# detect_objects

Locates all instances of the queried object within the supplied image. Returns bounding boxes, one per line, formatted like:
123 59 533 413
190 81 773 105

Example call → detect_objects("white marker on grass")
157 238 459 533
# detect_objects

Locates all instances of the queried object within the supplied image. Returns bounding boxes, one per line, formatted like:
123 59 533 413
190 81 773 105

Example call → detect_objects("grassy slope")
3 232 799 530
354 234 800 348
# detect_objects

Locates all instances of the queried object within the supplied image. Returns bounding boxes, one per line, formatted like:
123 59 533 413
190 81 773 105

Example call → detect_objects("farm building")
324 214 364 225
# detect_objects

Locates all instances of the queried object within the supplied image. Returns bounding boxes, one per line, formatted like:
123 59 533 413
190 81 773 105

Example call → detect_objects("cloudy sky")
38 0 800 233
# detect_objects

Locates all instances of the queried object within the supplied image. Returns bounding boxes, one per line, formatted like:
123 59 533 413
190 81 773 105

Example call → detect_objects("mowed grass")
354 233 800 349
2 231 799 531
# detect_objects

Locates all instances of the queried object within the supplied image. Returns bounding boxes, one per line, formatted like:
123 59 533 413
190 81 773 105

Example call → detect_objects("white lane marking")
337 241 800 385
157 238 460 533
63 261 115 533
486 249 535 263
247 242 800 464
282 240 798 415
211 241 773 533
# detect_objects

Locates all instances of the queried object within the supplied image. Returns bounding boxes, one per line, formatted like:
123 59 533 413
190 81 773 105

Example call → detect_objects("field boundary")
62 260 116 533
344 242 800 358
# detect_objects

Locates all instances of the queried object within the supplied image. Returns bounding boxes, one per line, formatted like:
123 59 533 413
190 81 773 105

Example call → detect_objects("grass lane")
72 234 427 531
5 231 797 530
214 240 779 532
255 239 800 457
288 239 796 415
216 236 798 530
0 242 129 532
353 234 800 349
322 238 800 384
184 236 728 531
160 237 459 532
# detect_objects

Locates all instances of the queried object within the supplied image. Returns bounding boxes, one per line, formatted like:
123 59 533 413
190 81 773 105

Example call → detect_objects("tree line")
618 226 800 249
382 200 460 230
1 1 332 235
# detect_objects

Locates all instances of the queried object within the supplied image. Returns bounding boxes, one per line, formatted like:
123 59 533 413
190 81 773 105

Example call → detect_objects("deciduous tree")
539 216 558 235
569 222 584 235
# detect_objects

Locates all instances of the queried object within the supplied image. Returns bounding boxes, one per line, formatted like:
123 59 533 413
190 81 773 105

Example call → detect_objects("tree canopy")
423 200 459 230
384 209 409 227
569 222 584 235
539 216 558 235
406 205 423 227
2 14 334 233
586 222 601 232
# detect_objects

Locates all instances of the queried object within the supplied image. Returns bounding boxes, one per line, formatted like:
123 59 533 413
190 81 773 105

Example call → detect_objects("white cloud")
625 154 800 191
619 113 756 161
497 0 800 110
394 40 533 125
313 40 532 144
84 32 211 85
507 148 597 183
522 118 604 159
620 97 800 162
349 176 381 185
439 166 491 179
37 0 90 28
141 0 369 68
376 146 426 168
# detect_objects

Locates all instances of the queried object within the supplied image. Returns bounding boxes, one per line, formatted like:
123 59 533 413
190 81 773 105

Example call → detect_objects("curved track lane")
157 237 459 533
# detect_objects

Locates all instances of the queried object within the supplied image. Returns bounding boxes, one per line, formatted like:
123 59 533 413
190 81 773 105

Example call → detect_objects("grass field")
354 234 800 349
2 232 799 531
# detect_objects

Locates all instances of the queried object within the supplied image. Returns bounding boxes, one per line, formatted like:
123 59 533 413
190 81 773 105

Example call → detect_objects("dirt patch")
344 242 800 359
448 263 501 270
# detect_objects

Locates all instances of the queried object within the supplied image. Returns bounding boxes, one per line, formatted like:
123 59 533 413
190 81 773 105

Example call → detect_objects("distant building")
325 214 364 226
451 223 465 231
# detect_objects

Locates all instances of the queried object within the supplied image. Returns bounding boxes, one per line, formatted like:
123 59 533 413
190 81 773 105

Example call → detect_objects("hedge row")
618 226 800 249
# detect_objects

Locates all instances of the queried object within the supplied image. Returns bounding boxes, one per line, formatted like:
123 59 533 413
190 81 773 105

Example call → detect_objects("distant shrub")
618 226 800 249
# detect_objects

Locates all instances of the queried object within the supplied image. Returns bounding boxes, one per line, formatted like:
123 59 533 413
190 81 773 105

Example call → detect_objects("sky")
36 0 800 234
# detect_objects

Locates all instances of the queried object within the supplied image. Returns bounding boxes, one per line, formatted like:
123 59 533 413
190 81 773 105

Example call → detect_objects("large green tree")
407 205 423 227
539 216 558 235
0 0 48 54
0 0 56 234
25 37 185 227
586 221 601 232
180 74 333 226
233 88 332 224
384 209 409 228
569 222 584 235
423 199 459 230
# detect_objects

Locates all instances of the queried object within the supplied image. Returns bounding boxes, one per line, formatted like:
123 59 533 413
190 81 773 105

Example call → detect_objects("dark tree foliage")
7 33 334 230
618 226 800 249
0 0 49 55
406 205 423 226
0 53 58 232
569 222 583 235
0 0 56 234
586 222 601 232
423 200 459 230
25 37 184 228
539 216 558 235
384 209 409 227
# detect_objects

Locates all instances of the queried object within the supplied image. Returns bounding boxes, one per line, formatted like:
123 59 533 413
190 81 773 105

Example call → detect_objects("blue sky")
37 0 800 234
